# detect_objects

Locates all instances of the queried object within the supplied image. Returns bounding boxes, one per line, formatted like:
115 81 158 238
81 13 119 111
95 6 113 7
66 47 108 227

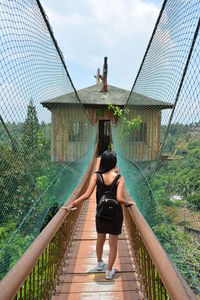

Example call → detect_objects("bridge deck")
52 163 142 299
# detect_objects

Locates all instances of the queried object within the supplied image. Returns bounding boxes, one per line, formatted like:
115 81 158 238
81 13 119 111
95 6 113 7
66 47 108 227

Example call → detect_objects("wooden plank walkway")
52 164 143 300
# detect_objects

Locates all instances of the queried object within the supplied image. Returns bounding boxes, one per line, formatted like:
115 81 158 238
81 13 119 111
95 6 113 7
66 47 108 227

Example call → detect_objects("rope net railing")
112 0 200 294
0 0 97 279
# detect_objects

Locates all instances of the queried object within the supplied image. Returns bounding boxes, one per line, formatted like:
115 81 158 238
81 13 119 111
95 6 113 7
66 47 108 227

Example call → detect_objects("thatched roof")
41 84 173 109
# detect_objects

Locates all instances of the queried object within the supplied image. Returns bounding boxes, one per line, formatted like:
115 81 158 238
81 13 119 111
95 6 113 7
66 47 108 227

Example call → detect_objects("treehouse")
41 57 173 162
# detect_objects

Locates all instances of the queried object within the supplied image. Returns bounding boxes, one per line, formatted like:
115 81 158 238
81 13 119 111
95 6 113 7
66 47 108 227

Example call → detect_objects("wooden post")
102 57 108 92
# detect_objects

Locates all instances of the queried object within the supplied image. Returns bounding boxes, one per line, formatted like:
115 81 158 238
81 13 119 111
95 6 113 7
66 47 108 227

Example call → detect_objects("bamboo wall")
137 107 160 161
115 107 161 161
51 105 161 162
51 105 94 162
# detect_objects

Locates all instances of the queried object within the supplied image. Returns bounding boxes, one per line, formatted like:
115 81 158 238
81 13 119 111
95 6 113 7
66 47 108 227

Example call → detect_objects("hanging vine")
108 104 142 138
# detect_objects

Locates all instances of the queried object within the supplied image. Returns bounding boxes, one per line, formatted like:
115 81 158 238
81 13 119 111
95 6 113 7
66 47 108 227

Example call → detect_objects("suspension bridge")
0 0 199 299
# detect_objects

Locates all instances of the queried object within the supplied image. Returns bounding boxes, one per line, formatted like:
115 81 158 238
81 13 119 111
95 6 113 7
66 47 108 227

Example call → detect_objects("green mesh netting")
112 0 200 294
0 0 97 279
0 0 199 295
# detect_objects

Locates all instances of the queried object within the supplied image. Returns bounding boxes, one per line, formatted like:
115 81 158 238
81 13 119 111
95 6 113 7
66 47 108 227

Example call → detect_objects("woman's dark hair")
97 150 117 173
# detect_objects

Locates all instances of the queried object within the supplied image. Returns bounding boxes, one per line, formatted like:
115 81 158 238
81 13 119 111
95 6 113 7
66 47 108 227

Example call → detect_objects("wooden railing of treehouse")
0 145 197 300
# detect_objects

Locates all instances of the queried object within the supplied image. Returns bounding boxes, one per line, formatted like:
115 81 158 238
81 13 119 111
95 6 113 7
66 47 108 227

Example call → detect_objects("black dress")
95 173 123 235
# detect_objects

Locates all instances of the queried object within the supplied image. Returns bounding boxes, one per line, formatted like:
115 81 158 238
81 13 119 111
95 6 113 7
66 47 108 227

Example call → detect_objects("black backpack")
96 174 121 222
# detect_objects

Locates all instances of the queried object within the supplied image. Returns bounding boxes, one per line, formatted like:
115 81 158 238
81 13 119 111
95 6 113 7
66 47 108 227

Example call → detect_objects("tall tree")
22 99 39 153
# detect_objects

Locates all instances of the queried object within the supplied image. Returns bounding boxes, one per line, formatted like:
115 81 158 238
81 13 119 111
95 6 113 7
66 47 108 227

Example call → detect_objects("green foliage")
0 143 28 221
153 223 200 289
37 175 49 190
153 124 200 210
0 102 62 278
187 192 200 209
0 122 24 145
40 203 59 232
0 221 32 279
152 123 200 291
161 122 195 155
153 189 172 207
120 113 142 139
108 103 122 117
22 99 40 154
108 104 142 139
96 109 104 119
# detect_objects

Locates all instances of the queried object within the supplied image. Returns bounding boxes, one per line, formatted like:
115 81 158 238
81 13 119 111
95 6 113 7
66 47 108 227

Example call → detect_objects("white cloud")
41 0 161 89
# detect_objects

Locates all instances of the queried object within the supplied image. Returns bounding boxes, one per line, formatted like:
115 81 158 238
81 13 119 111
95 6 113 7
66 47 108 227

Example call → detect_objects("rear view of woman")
63 150 135 279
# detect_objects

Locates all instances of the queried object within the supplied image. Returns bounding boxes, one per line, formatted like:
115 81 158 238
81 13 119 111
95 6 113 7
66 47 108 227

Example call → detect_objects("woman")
62 150 135 279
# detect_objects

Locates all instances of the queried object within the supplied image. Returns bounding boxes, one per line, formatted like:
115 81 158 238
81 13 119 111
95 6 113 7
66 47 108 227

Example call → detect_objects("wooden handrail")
0 144 98 300
124 189 197 300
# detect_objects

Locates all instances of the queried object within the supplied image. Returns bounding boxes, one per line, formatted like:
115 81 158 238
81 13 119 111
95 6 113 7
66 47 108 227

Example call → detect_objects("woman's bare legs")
107 234 118 270
96 233 106 262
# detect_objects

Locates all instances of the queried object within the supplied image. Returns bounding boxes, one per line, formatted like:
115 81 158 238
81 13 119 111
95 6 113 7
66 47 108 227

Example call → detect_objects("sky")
41 0 163 91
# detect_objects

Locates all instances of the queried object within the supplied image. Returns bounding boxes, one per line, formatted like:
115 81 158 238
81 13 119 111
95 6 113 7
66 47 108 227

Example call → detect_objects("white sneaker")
105 268 115 279
96 260 104 271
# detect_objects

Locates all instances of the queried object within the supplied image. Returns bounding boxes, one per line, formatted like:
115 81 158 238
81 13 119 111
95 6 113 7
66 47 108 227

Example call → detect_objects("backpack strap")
110 174 121 193
96 173 105 186
99 173 105 185
98 173 121 192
